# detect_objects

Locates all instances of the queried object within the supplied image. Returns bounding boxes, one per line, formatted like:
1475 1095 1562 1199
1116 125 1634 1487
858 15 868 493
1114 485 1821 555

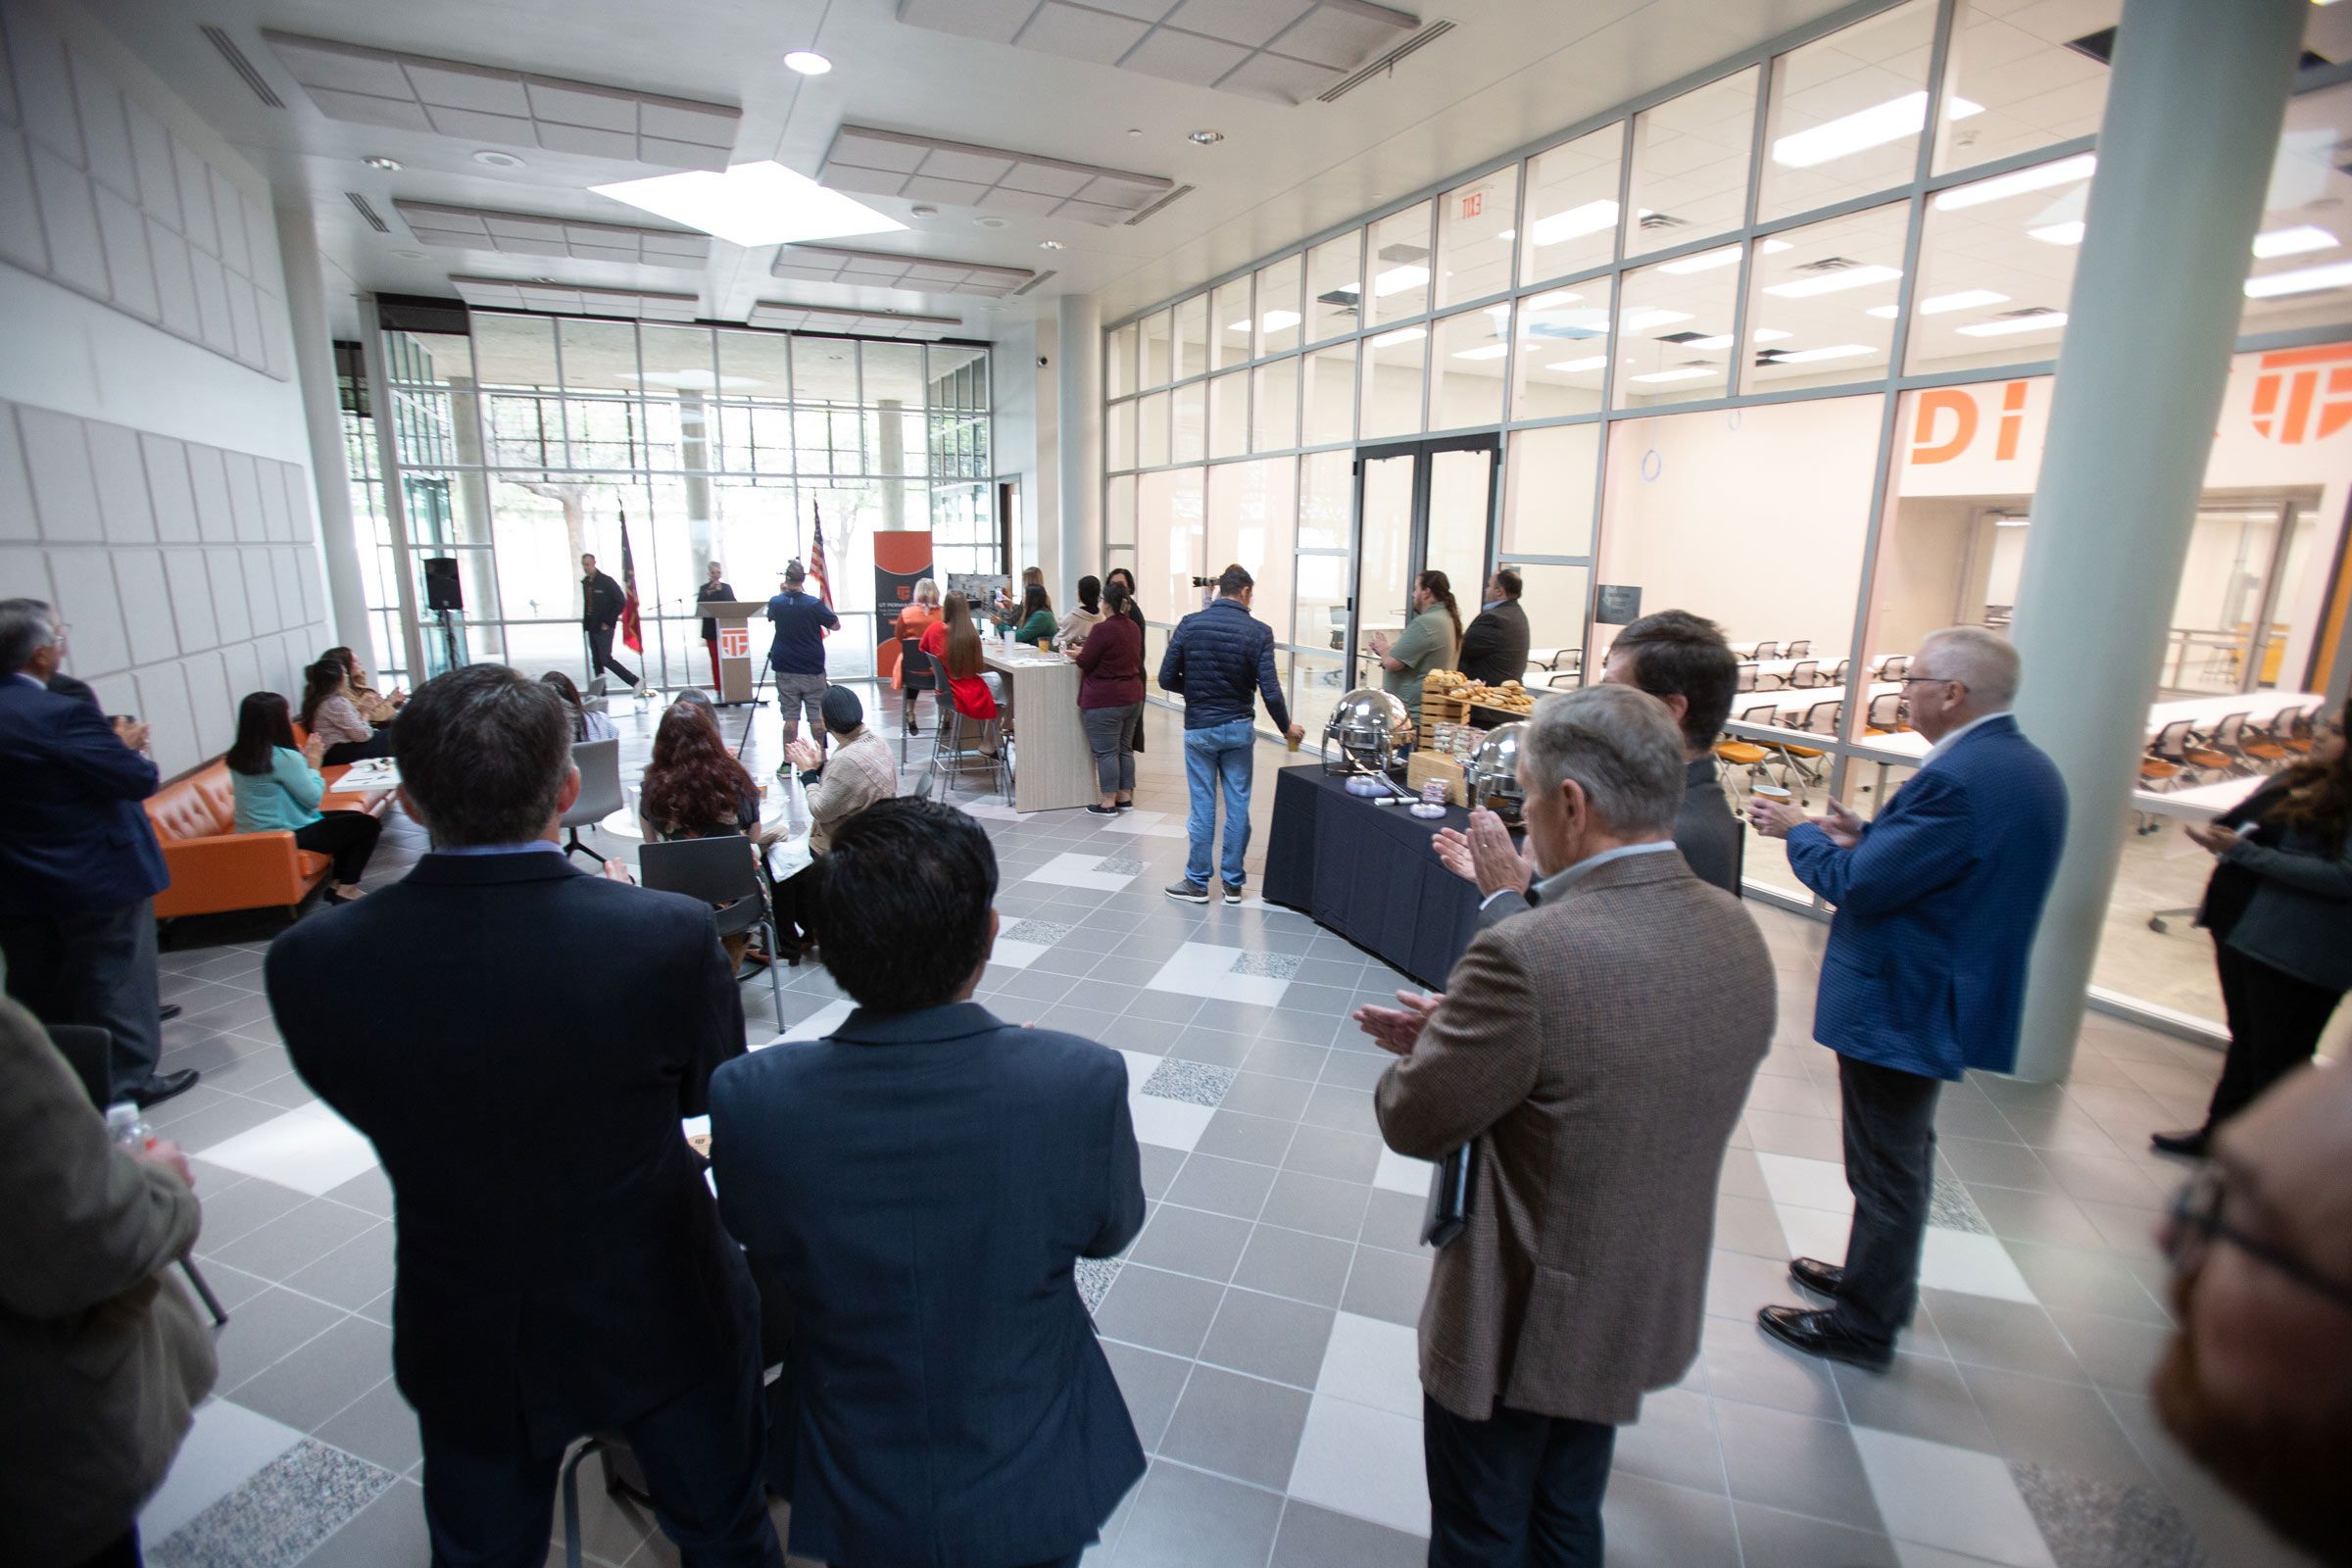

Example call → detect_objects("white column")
2005 0 2306 1079
274 204 372 655
1055 294 1102 590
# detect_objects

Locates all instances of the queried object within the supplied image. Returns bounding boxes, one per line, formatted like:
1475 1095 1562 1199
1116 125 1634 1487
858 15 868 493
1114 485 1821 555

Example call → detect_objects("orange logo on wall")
1909 380 2031 465
2249 345 2352 444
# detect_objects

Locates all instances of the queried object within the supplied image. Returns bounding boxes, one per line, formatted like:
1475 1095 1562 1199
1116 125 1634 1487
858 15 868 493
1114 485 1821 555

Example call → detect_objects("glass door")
1347 434 1500 687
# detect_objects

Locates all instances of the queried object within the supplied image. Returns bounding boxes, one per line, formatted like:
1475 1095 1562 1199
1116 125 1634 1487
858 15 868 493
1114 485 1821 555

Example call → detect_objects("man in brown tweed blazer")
1357 685 1775 1566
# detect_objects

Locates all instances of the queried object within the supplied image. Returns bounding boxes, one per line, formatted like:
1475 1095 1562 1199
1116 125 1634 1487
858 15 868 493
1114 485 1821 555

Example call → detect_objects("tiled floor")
134 689 2322 1567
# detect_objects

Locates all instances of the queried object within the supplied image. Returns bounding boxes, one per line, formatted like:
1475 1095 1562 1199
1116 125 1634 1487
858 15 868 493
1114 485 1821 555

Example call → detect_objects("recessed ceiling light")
1188 129 1225 145
1751 328 1793 342
1040 239 1065 250
1617 307 1693 333
784 50 832 75
2029 220 2085 246
1528 200 1618 247
592 160 904 248
1769 343 1878 364
1369 326 1425 347
363 155 401 172
393 249 424 259
2251 224 2338 259
909 204 940 219
473 150 526 170
1450 344 1510 360
975 217 1007 229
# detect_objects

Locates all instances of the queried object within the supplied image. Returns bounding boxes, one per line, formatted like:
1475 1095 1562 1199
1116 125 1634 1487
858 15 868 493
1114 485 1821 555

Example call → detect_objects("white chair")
561 738 622 863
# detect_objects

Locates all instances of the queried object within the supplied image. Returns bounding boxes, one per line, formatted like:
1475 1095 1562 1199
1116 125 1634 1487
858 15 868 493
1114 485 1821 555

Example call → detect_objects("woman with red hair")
640 702 760 844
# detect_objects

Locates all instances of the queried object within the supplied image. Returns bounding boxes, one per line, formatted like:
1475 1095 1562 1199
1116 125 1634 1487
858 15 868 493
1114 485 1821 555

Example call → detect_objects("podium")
708 601 770 705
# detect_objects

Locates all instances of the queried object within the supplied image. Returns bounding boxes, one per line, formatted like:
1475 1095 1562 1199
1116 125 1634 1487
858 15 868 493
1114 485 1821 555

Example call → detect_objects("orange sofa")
145 758 393 920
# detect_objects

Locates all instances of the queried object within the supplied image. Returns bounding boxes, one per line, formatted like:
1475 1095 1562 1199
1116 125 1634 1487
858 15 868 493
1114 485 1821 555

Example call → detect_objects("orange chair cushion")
1715 742 1768 765
144 760 391 919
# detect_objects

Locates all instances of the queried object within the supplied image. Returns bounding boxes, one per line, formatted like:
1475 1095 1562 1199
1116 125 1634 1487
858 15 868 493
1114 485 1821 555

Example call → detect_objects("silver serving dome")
1463 721 1530 822
1322 687 1411 773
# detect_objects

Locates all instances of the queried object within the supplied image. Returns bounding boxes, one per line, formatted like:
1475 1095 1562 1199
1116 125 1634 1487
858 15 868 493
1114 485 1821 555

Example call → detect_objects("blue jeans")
1183 717 1256 889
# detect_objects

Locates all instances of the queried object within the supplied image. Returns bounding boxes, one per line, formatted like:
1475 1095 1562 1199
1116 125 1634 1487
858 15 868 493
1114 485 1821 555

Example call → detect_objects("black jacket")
1456 599 1531 686
696 579 736 641
269 849 754 1448
1157 597 1291 732
710 1003 1145 1567
582 570 626 629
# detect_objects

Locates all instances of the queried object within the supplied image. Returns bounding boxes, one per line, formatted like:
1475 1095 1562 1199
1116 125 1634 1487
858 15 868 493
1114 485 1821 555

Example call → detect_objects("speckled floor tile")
1097 857 1148 876
2011 1460 2206 1567
1230 952 1304 980
1003 918 1077 946
1932 1174 1993 1236
1144 1058 1238 1106
1077 1255 1124 1312
151 1440 393 1568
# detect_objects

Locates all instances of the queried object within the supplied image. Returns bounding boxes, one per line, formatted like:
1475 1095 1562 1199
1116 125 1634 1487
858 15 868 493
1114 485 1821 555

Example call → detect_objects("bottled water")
105 1101 153 1152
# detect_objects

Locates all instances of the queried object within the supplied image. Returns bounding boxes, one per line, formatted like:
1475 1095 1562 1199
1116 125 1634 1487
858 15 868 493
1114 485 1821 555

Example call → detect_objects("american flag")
618 508 643 653
808 501 833 612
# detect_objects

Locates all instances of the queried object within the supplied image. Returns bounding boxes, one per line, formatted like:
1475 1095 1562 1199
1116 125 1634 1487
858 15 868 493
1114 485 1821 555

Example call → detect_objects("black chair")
923 650 1009 802
46 1023 228 1328
898 637 940 766
638 834 786 1016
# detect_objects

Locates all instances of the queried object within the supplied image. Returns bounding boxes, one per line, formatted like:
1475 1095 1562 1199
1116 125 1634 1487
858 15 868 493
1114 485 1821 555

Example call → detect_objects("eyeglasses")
1896 672 1952 688
2164 1163 2352 1312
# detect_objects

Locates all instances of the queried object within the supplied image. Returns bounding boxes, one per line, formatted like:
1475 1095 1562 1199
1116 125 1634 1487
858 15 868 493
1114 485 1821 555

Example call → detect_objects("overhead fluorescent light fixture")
1528 200 1618 247
2244 259 2352 298
1918 288 2010 315
1772 91 1984 169
1995 514 2032 527
1370 326 1427 347
1752 328 1793 342
1547 355 1608 372
1763 264 1903 298
1685 334 1735 350
2251 224 2338 259
2029 220 2085 246
1373 265 1430 296
1618 307 1693 333
1629 366 1717 383
1659 244 1741 275
1954 312 2068 336
1525 289 1583 311
1770 343 1877 364
593 160 904 248
1228 310 1303 333
1451 344 1510 361
1933 153 2096 211
1864 304 1901 318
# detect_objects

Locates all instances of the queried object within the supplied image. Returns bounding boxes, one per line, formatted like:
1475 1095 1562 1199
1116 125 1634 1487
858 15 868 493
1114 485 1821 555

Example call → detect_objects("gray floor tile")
1713 1399 1884 1533
189 1173 311 1250
208 1198 380 1283
1920 1289 2086 1384
1231 1225 1356 1307
207 1285 349 1393
1161 1152 1279 1220
1282 1125 1383 1184
1239 1038 1331 1083
1257 1171 1370 1242
1711 1194 1791 1260
229 1312 394 1431
1192 1107 1299 1167
1960 1363 2157 1487
280 1221 397 1311
1139 1144 1187 1201
149 1090 290 1152
1355 1189 1425 1255
1298 1082 1376 1134
1730 1500 1901 1567
1612 1386 1727 1494
1155 1365 1313 1491
1112 1460 1286 1568
1200 1288 1336 1390
1128 1204 1254 1283
1698 1313 1842 1420
1165 1025 1255 1069
2045 1305 2174 1393
1316 1049 1392 1093
292 1475 431 1566
1600 1473 1741 1568
320 1165 394 1219
1255 1010 1345 1048
1127 990 1205 1025
1103 1340 1196 1453
1267 1499 1425 1568
311 1375 424 1474
1193 999 1277 1036
1829 1352 1998 1453
1339 1245 1430 1328
1094 1264 1227 1358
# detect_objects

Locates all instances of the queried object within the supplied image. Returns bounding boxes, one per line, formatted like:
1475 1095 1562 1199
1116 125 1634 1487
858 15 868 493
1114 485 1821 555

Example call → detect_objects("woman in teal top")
1370 568 1464 722
1013 584 1059 650
224 692 382 904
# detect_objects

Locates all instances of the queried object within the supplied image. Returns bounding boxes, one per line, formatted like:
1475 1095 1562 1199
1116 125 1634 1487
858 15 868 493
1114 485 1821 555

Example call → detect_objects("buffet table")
1262 764 1498 989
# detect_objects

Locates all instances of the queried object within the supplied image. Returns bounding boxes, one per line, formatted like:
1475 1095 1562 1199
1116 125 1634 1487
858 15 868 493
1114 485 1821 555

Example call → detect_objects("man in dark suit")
1748 626 2067 1370
0 600 190 1106
710 797 1145 1568
1454 568 1532 686
580 552 640 689
268 663 780 1568
1437 607 1744 921
1358 686 1774 1564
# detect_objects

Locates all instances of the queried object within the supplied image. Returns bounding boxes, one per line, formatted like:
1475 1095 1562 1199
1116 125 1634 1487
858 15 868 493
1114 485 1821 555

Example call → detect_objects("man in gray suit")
1357 685 1775 1565
1436 608 1744 927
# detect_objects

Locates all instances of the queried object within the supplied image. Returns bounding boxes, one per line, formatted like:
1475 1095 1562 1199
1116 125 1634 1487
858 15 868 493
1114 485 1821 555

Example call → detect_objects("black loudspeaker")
423 557 464 612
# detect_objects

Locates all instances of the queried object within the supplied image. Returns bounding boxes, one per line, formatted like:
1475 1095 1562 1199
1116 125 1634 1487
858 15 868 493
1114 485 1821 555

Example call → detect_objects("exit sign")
1459 190 1485 220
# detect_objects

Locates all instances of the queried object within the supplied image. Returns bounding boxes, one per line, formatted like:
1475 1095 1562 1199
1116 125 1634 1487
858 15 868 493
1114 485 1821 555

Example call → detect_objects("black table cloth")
1262 763 1508 990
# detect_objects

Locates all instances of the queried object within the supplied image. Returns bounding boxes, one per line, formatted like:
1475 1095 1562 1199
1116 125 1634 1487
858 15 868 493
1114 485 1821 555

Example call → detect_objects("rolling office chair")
1787 659 1821 690
1765 701 1839 800
559 738 622 863
1751 640 1779 662
1735 662 1759 693
2150 719 2230 783
1876 655 1911 681
2208 712 2269 774
1862 691 1911 735
1785 640 1810 658
2226 711 2288 771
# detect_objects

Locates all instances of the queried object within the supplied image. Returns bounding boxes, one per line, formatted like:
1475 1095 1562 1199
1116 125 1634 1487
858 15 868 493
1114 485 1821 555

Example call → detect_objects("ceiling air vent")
2066 25 2326 71
1011 270 1056 296
346 192 391 234
1317 19 1456 104
1124 184 1197 226
1793 256 1864 273
201 25 285 109
1638 211 1687 232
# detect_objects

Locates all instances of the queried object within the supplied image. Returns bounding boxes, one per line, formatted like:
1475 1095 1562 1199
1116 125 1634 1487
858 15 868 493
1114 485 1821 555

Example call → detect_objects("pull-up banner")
874 530 934 679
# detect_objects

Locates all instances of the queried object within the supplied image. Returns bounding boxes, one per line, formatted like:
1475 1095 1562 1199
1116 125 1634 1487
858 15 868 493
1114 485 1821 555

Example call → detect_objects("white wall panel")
29 146 105 296
256 461 287 540
226 271 260 364
171 135 215 256
70 52 135 201
46 548 128 674
182 648 230 756
240 546 275 634
87 420 154 542
0 544 50 603
162 546 214 650
142 433 196 542
18 405 98 540
87 671 135 718
9 7 80 166
123 102 175 229
188 247 229 352
281 465 314 544
186 443 230 541
205 546 248 643
112 545 173 663
222 450 263 541
270 547 300 635
0 127 44 274
92 186 156 320
134 661 195 777
0 408 33 540
221 636 259 703
147 218 196 336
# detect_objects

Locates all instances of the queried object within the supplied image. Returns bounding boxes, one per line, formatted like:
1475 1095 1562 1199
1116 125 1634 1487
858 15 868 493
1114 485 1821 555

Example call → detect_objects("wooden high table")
983 645 1099 813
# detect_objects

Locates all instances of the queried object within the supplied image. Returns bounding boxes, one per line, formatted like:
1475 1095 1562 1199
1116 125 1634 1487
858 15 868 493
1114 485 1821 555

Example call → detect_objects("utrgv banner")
874 530 935 679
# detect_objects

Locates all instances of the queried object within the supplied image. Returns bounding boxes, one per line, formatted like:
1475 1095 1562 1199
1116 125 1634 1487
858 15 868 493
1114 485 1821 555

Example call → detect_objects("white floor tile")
1025 852 1137 891
1287 1393 1430 1538
141 1398 305 1542
1772 1202 2036 1305
1775 1201 1851 1265
1755 1152 1853 1215
1128 1094 1214 1152
196 1103 378 1197
1854 1428 2056 1567
1895 1547 2015 1568
1102 810 1188 839
1313 1311 1422 1417
991 937 1050 970
1119 1051 1165 1091
775 999 856 1045
1143 942 1294 1007
1373 1145 1434 1197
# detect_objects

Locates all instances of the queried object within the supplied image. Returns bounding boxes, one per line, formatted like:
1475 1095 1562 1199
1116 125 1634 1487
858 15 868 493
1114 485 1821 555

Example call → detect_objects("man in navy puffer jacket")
1156 564 1304 904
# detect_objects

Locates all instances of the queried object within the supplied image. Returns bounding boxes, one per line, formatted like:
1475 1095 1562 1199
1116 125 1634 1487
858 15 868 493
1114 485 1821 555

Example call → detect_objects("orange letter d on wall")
1911 388 1978 464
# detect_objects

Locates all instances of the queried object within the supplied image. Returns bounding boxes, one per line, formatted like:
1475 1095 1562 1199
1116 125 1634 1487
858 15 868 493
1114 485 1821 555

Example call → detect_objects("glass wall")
366 318 991 686
1102 4 2352 1033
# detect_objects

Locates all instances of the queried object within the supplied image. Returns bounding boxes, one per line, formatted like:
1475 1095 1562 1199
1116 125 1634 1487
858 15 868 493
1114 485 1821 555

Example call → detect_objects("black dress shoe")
158 1004 182 1022
1756 1304 1892 1371
2150 1127 2210 1158
131 1068 200 1109
1788 1256 1844 1300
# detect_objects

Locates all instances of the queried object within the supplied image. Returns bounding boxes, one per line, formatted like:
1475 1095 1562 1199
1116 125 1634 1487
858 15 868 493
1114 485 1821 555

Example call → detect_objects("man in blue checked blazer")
1746 626 2067 1371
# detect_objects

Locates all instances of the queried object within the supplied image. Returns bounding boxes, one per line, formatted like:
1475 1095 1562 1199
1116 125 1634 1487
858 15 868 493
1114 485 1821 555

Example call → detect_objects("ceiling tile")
900 173 992 206
407 226 480 247
484 215 565 241
399 203 488 234
501 236 569 257
999 162 1093 198
261 33 410 97
526 78 638 132
638 101 741 148
637 136 732 172
1164 0 1316 48
570 242 640 264
917 147 1017 184
1057 199 1133 225
1018 2 1152 65
423 104 535 143
830 129 931 174
1272 0 1414 69
1219 49 1340 101
896 0 1035 45
825 165 911 198
769 265 838 282
306 89 434 132
1120 26 1251 86
537 121 638 159
905 263 968 282
1071 173 1167 206
972 186 1060 217
403 59 530 115
641 233 710 259
1088 0 1181 19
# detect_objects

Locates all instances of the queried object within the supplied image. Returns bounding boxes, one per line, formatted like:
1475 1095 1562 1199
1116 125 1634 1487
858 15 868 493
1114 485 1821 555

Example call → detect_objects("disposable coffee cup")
1753 785 1791 807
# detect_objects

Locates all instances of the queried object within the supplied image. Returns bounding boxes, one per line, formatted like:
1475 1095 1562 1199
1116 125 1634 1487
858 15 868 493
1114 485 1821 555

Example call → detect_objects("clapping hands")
1353 990 1444 1057
1432 808 1535 898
